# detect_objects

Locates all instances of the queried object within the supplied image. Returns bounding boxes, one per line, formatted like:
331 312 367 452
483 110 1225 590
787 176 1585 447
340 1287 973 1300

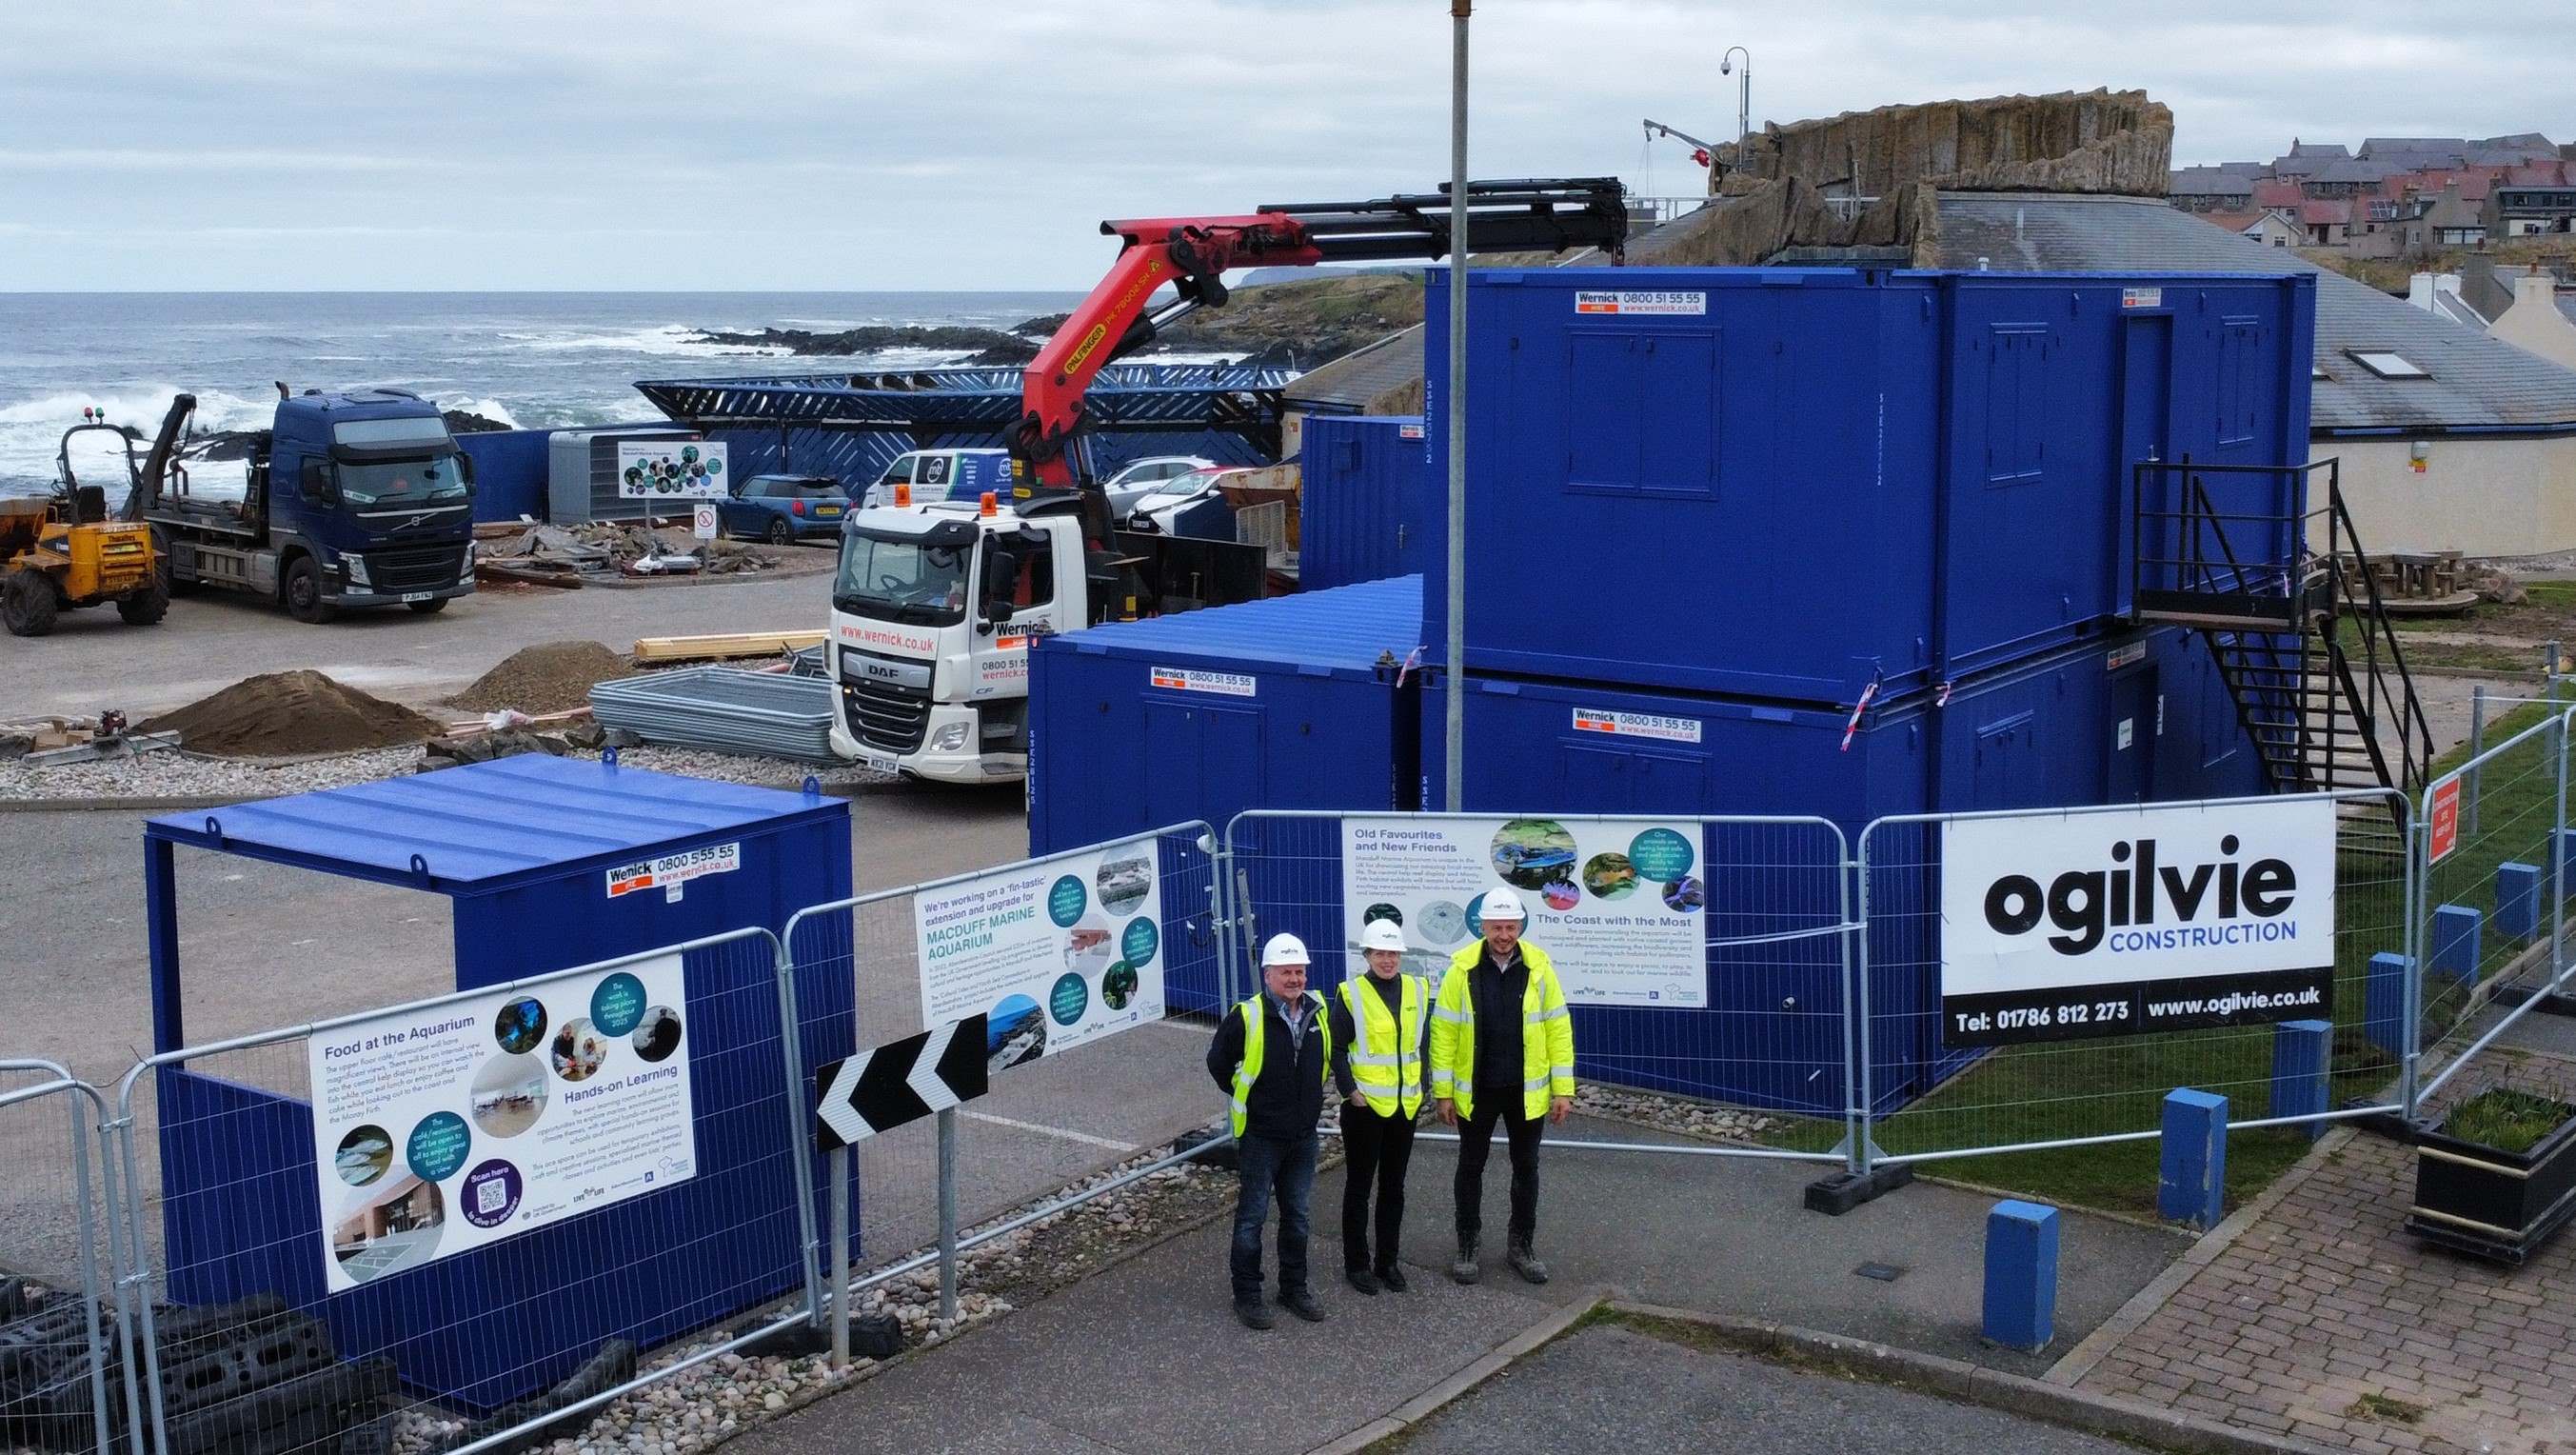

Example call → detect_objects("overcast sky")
4 1 2569 292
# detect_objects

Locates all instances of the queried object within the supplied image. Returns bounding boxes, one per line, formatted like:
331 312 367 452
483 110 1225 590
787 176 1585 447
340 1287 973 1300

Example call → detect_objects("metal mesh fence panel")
112 930 808 1455
783 824 1230 1294
0 1064 126 1455
2413 706 2576 1111
1227 810 1854 1159
1858 790 2411 1187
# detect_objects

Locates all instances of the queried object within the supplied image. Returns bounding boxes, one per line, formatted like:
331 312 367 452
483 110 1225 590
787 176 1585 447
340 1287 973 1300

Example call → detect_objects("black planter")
2407 1097 2576 1265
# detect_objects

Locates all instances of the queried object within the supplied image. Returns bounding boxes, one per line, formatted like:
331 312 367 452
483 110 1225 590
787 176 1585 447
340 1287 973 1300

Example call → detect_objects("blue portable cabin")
141 755 853 1409
1299 415 1432 590
1027 577 1425 1009
1419 267 2317 705
633 364 1294 494
451 428 554 523
1422 625 2273 1112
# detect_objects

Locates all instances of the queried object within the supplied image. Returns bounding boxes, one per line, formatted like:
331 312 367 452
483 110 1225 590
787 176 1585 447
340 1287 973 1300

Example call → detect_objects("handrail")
2325 485 2435 799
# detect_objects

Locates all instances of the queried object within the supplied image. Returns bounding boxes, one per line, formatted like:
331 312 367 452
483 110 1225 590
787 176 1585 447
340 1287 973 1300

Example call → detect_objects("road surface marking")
961 1110 1139 1152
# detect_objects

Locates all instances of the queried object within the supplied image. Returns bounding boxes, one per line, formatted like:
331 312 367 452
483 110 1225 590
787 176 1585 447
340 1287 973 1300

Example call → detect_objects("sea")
0 291 1087 489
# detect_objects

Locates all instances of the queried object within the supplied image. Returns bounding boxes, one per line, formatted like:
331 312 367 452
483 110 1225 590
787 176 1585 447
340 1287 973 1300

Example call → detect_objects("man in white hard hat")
1205 931 1333 1328
1328 917 1428 1294
1429 887 1575 1286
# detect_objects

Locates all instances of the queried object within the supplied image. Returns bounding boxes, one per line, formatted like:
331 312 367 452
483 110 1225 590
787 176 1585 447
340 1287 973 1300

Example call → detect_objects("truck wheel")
283 556 336 624
407 597 449 615
764 519 794 546
3 568 59 637
117 575 170 626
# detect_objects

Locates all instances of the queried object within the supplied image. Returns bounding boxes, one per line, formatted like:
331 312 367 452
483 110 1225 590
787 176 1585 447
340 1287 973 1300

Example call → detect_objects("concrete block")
2430 905 2482 987
1981 1200 2059 1353
2365 952 2413 1060
2497 862 2541 941
2268 1019 2331 1140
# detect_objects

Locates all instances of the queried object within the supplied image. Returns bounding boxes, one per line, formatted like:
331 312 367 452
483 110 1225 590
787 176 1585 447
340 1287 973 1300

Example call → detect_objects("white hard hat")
1481 887 1527 923
1261 932 1312 967
1360 920 1407 953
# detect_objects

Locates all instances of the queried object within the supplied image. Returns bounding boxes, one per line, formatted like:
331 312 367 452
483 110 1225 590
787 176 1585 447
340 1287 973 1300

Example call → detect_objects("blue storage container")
1397 606 2267 1113
1421 267 2316 704
1300 415 1431 590
453 429 553 523
1028 578 1425 1008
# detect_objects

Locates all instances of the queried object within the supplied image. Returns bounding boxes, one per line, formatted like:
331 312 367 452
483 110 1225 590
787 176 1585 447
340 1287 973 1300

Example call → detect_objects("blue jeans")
1230 1131 1318 1301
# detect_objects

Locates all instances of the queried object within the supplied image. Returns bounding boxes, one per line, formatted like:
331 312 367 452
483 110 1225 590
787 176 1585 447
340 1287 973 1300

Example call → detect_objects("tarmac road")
5 550 839 721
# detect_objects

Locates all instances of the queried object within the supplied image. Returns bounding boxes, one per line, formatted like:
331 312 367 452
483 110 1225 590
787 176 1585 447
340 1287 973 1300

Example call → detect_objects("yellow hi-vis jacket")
1430 942 1575 1120
1338 971 1426 1118
1228 991 1332 1138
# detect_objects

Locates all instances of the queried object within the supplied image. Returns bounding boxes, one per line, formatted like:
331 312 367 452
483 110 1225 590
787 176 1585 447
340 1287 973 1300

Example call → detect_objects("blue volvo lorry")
129 387 477 622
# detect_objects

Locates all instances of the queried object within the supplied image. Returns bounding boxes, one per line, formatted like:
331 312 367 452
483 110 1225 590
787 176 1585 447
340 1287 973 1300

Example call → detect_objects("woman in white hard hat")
1204 931 1334 1329
1328 917 1429 1294
1428 887 1575 1286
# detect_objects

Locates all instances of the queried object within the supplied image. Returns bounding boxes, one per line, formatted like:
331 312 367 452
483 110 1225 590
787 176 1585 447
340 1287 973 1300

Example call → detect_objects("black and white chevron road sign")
814 1013 988 1150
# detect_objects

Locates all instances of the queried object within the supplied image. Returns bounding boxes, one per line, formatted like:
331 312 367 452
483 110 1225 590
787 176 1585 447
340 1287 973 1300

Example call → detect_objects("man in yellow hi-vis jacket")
1429 887 1574 1286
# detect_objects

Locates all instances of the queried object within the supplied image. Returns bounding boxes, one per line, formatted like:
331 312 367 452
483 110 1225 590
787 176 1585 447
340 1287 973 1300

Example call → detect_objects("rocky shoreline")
689 271 1426 370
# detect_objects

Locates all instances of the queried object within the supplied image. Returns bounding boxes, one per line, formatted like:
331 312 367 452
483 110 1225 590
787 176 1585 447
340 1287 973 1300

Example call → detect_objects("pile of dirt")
449 640 635 714
140 671 445 757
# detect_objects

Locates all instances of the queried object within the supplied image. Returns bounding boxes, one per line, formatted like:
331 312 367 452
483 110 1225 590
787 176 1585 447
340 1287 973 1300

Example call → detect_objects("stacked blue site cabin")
1027 265 2316 1113
142 755 852 1408
1299 416 1433 591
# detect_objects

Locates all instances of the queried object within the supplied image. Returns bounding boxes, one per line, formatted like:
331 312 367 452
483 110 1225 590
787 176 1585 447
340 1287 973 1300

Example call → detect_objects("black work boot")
1345 1266 1380 1295
1234 1296 1276 1330
1377 1263 1409 1292
1450 1234 1481 1285
1507 1238 1551 1286
1281 1287 1328 1323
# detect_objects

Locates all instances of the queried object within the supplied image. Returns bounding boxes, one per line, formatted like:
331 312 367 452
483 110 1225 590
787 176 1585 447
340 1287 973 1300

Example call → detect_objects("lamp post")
1445 0 1470 812
1720 47 1751 146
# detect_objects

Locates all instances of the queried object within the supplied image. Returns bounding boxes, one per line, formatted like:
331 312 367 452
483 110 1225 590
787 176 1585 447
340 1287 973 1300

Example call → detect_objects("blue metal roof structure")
145 752 834 892
1052 572 1424 676
632 362 1295 488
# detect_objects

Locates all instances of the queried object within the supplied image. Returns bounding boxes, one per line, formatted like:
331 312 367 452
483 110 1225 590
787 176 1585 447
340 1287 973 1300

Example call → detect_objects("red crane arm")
1014 213 1322 490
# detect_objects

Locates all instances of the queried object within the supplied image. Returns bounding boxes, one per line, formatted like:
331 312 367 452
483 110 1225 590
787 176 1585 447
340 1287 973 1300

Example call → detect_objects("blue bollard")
2430 906 2483 987
2557 828 2576 891
1982 1200 2059 1352
2158 1088 2229 1229
2498 863 2542 941
2365 952 2413 1059
2269 1020 2331 1140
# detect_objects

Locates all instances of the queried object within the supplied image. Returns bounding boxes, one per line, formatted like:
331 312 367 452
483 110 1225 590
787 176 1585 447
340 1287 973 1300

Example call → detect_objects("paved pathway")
2070 1052 2576 1454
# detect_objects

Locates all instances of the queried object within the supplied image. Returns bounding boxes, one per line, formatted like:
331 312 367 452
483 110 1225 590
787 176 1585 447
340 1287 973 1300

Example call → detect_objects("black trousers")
1339 1101 1416 1273
1455 1095 1544 1245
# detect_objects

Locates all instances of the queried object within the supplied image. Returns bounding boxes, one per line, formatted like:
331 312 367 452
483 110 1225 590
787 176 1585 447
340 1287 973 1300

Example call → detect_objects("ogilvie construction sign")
1938 799 2335 1046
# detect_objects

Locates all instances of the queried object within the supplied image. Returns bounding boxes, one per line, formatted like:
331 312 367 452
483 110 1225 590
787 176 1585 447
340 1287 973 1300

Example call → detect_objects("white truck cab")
827 496 1086 784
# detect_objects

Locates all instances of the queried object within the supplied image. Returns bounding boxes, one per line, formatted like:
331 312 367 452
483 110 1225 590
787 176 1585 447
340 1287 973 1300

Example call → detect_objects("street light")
1720 47 1751 146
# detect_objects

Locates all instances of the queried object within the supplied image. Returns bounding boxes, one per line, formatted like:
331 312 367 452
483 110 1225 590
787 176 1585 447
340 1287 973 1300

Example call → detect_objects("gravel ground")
0 743 893 802
1572 1083 1778 1144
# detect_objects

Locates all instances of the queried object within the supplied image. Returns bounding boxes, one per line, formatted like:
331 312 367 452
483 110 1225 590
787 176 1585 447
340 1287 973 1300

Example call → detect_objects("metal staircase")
2132 459 2434 834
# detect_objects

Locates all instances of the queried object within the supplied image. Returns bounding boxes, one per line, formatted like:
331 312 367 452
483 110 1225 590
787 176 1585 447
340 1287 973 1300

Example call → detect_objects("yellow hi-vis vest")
1338 971 1426 1118
1229 991 1331 1138
1429 942 1575 1120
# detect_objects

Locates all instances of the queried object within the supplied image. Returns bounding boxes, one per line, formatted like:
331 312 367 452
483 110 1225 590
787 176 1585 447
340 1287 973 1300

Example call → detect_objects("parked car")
1100 454 1216 518
718 474 848 544
1126 465 1247 540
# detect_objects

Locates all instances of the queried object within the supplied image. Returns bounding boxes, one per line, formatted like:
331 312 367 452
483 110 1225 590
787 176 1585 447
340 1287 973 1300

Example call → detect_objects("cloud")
4 0 2570 289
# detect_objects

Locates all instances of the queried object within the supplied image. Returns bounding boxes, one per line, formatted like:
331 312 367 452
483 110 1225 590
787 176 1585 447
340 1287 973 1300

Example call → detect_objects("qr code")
477 1180 507 1215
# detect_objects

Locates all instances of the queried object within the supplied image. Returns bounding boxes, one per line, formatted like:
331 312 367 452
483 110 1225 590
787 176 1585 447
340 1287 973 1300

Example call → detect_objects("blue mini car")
717 474 847 544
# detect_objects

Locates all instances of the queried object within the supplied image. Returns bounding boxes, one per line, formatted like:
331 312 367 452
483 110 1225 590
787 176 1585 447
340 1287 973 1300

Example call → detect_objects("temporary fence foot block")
2431 906 2484 987
1981 1200 2059 1353
2339 1098 2428 1145
2158 1088 2229 1230
2497 863 2541 941
2269 1020 2332 1141
2485 984 2576 1018
743 1320 831 1358
1803 1163 1913 1216
2364 952 2414 1060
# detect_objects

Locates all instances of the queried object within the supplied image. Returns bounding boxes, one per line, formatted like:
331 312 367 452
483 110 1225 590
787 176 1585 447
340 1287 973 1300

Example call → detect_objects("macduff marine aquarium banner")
615 440 727 499
914 834 1167 1075
306 954 697 1289
1939 799 2337 1046
1340 816 1707 1008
